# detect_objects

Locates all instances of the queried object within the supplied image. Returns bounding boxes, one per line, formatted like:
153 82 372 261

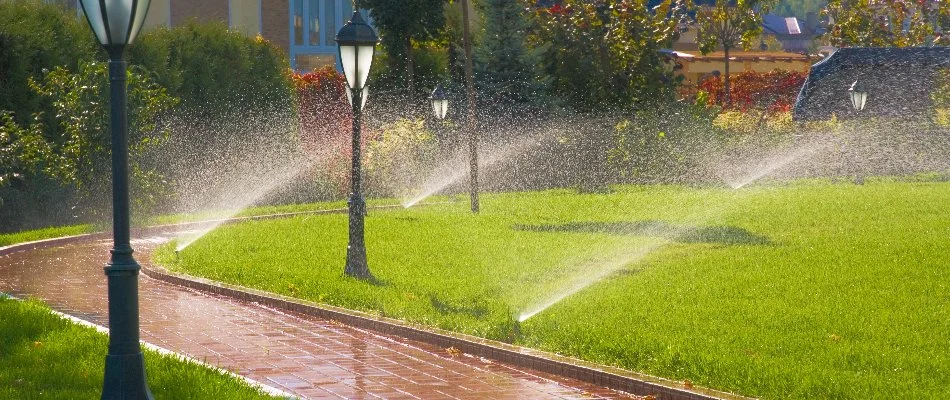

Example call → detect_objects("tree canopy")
363 0 448 96
696 0 775 105
823 0 949 47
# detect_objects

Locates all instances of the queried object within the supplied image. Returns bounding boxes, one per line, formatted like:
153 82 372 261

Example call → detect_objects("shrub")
364 118 437 197
529 0 689 111
607 102 720 184
291 67 353 198
27 61 178 218
129 23 293 120
698 70 808 112
0 1 99 126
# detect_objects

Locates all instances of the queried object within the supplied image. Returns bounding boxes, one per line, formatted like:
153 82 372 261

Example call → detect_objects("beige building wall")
143 0 171 30
171 0 228 25
229 0 261 37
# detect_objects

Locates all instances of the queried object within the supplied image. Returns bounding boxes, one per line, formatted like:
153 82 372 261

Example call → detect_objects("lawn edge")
140 261 752 400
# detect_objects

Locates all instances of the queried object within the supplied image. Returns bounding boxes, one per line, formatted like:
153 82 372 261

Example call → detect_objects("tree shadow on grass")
513 220 771 245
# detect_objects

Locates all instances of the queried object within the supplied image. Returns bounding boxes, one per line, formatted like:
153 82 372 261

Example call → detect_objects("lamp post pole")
102 46 153 400
345 84 369 278
336 10 378 279
77 1 153 398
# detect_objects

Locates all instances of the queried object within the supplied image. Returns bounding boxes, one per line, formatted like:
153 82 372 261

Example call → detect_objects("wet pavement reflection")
0 235 638 399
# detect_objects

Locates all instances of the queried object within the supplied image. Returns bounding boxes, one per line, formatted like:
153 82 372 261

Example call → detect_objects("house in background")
662 7 825 93
761 12 824 53
52 0 369 71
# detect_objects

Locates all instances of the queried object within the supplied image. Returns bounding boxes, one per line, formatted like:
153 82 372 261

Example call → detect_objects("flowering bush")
697 70 807 112
364 118 437 197
292 66 355 196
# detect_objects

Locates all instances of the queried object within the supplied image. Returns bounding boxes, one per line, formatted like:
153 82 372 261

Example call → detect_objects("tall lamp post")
78 1 153 399
336 10 378 279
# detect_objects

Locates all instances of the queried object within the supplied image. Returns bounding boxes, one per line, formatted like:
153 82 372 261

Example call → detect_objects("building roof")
660 48 817 62
793 47 950 121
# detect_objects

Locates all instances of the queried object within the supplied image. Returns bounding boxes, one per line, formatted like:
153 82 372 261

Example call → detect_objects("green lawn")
0 296 279 400
0 196 422 247
0 225 95 247
157 180 950 399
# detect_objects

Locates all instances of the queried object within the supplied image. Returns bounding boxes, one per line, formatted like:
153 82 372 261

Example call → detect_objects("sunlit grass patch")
0 296 279 400
0 225 95 247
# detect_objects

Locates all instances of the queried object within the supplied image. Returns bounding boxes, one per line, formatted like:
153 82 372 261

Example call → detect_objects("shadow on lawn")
513 220 771 245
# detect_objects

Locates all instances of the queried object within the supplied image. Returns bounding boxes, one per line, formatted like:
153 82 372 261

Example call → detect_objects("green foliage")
0 0 99 127
364 0 448 95
369 43 450 98
607 102 720 183
161 182 950 399
697 0 772 53
772 0 826 19
0 113 53 188
474 0 550 106
712 109 794 138
128 22 293 118
0 297 277 399
823 0 949 47
530 0 691 111
28 62 178 216
364 118 438 197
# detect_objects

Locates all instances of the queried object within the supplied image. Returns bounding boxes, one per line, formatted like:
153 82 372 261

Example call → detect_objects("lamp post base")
344 245 371 279
101 352 153 400
344 193 373 280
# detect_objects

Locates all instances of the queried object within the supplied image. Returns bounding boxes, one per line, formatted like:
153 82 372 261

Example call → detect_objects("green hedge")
0 1 99 126
129 22 293 119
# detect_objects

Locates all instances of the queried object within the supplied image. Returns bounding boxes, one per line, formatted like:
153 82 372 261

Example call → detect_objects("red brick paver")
0 235 639 399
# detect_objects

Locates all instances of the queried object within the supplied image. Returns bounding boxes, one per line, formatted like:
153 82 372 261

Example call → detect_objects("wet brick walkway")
0 235 638 399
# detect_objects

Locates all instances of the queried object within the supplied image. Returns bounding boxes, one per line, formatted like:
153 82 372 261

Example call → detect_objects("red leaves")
698 70 807 113
292 66 353 194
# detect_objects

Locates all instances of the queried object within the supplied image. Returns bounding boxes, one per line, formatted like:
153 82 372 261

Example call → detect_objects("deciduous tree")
696 0 774 106
531 0 692 111
363 0 448 97
823 0 949 47
475 0 549 106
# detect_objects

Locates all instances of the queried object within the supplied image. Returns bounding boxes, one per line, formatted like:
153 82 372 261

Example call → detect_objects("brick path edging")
140 264 750 400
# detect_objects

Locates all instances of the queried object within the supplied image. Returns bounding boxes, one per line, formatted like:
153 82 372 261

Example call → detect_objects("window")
289 0 360 71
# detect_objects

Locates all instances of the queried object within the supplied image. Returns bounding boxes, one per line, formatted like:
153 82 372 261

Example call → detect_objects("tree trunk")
723 45 731 107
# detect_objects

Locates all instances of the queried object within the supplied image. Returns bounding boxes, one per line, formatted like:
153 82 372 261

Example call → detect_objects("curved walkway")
0 233 638 399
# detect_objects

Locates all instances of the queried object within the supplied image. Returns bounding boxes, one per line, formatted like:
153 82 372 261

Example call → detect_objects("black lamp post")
336 10 378 279
78 1 153 399
849 80 868 111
